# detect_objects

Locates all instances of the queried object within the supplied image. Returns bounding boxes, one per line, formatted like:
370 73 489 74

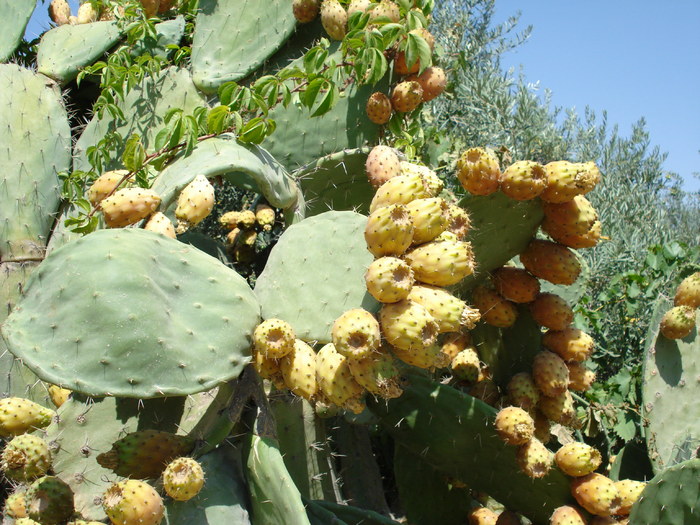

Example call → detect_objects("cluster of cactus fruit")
0 0 698 524
658 271 700 340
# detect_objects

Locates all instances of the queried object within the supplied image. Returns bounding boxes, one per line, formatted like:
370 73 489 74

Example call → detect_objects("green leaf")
122 134 146 172
301 78 325 109
207 106 231 135
310 84 339 117
405 32 432 73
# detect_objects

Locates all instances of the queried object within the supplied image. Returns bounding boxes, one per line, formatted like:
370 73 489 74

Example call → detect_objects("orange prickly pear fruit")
546 220 602 249
614 479 645 515
515 438 553 479
469 378 501 406
542 195 599 236
674 271 700 308
280 339 318 401
543 327 595 362
500 160 547 201
162 457 205 502
555 442 602 477
320 0 347 40
293 0 320 23
457 147 501 196
103 479 164 525
253 318 296 359
532 350 569 397
471 285 518 328
567 362 596 392
541 160 601 203
520 239 582 285
366 92 393 125
100 187 161 228
143 212 176 238
391 81 423 113
533 410 551 444
529 292 574 331
549 505 587 525
494 406 535 445
364 256 415 303
365 145 401 188
506 372 540 413
88 170 128 206
332 308 381 360
469 507 498 525
408 66 446 101
404 240 475 287
660 305 696 339
364 204 415 257
491 267 540 303
0 398 55 437
538 390 576 426
571 473 622 517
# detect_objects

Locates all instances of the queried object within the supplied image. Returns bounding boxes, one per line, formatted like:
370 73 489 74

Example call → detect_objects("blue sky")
494 1 700 192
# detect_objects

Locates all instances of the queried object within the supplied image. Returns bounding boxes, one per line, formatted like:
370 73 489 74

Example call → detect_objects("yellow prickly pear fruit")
520 239 582 285
365 204 414 257
660 305 696 339
674 271 700 308
469 507 498 525
316 343 365 413
100 187 161 228
226 227 242 246
433 230 459 243
88 170 128 207
47 384 71 408
370 0 400 22
529 292 574 331
571 473 621 517
103 479 164 525
49 0 72 25
253 318 296 359
364 256 415 303
4 490 27 518
532 350 569 397
175 174 215 234
541 161 601 203
614 479 645 516
391 343 445 369
255 204 276 231
252 349 285 389
408 283 480 332
543 195 599 236
379 300 439 352
549 505 587 525
408 66 446 102
457 147 501 196
293 0 320 23
280 340 317 400
370 172 429 212
366 92 393 125
237 209 256 229
77 2 98 23
500 160 547 201
1 434 52 482
506 372 540 413
538 390 576 426
399 161 443 196
440 332 472 362
366 145 401 188
405 197 449 244
491 267 540 303
445 204 471 239
567 362 596 392
515 438 553 479
404 240 475 287
347 349 403 399
332 308 381 360
533 410 551 444
219 211 240 229
450 347 481 382
494 406 535 445
471 285 518 328
143 212 176 238
391 81 423 113
320 0 347 40
0 398 55 437
347 0 371 16
555 442 602 477
162 457 205 501
543 327 595 362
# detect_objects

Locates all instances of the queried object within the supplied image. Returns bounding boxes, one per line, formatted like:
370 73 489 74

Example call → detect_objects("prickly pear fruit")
332 308 381 360
614 479 645 515
15 518 41 525
96 430 194 479
26 476 74 525
408 283 480 332
450 347 481 382
47 384 71 408
543 327 595 362
366 92 393 125
255 204 276 231
457 147 501 196
316 343 365 413
320 0 347 40
4 490 27 518
543 195 598 236
546 219 601 249
469 507 498 525
538 390 576 426
491 267 540 303
365 256 414 303
520 239 581 285
0 398 54 437
515 438 553 479
162 457 205 501
567 362 596 392
391 342 445 369
529 292 574 331
365 204 415 257
280 339 318 400
549 505 587 525
405 197 449 244
404 240 475 287
555 442 602 477
674 271 700 309
445 203 471 239
471 285 518 328
469 378 501 406
366 145 401 188
88 170 127 206
495 511 521 525
507 372 540 413
400 161 443 196
660 305 696 339
570 473 621 517
236 209 256 228
253 318 296 359
380 300 439 351
391 81 424 113
532 351 570 397
408 66 446 101
533 410 551 444
494 406 535 445
440 332 473 362
49 0 72 25
347 0 371 16
500 160 547 201
103 479 164 525
293 0 320 23
370 172 429 212
77 2 98 23
1 434 52 482
143 211 176 238
252 348 284 388
100 187 161 228
347 349 403 399
541 161 600 203
175 174 215 234
370 0 400 22
218 210 241 229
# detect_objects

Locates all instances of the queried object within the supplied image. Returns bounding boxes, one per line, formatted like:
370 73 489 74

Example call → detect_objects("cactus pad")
0 0 35 62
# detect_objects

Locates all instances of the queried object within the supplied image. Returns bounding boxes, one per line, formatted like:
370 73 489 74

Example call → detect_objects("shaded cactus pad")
2 229 260 397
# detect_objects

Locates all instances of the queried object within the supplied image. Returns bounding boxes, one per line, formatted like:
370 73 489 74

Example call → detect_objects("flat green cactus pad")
0 0 35 62
2 229 260 397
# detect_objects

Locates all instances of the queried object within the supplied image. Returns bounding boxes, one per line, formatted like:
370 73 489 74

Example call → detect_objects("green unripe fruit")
347 349 403 399
1 434 52 481
404 240 476 287
660 305 696 339
674 271 700 309
26 476 74 525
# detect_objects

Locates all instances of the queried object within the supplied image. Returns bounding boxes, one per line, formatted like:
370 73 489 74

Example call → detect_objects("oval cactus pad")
2 229 260 397
254 211 379 343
